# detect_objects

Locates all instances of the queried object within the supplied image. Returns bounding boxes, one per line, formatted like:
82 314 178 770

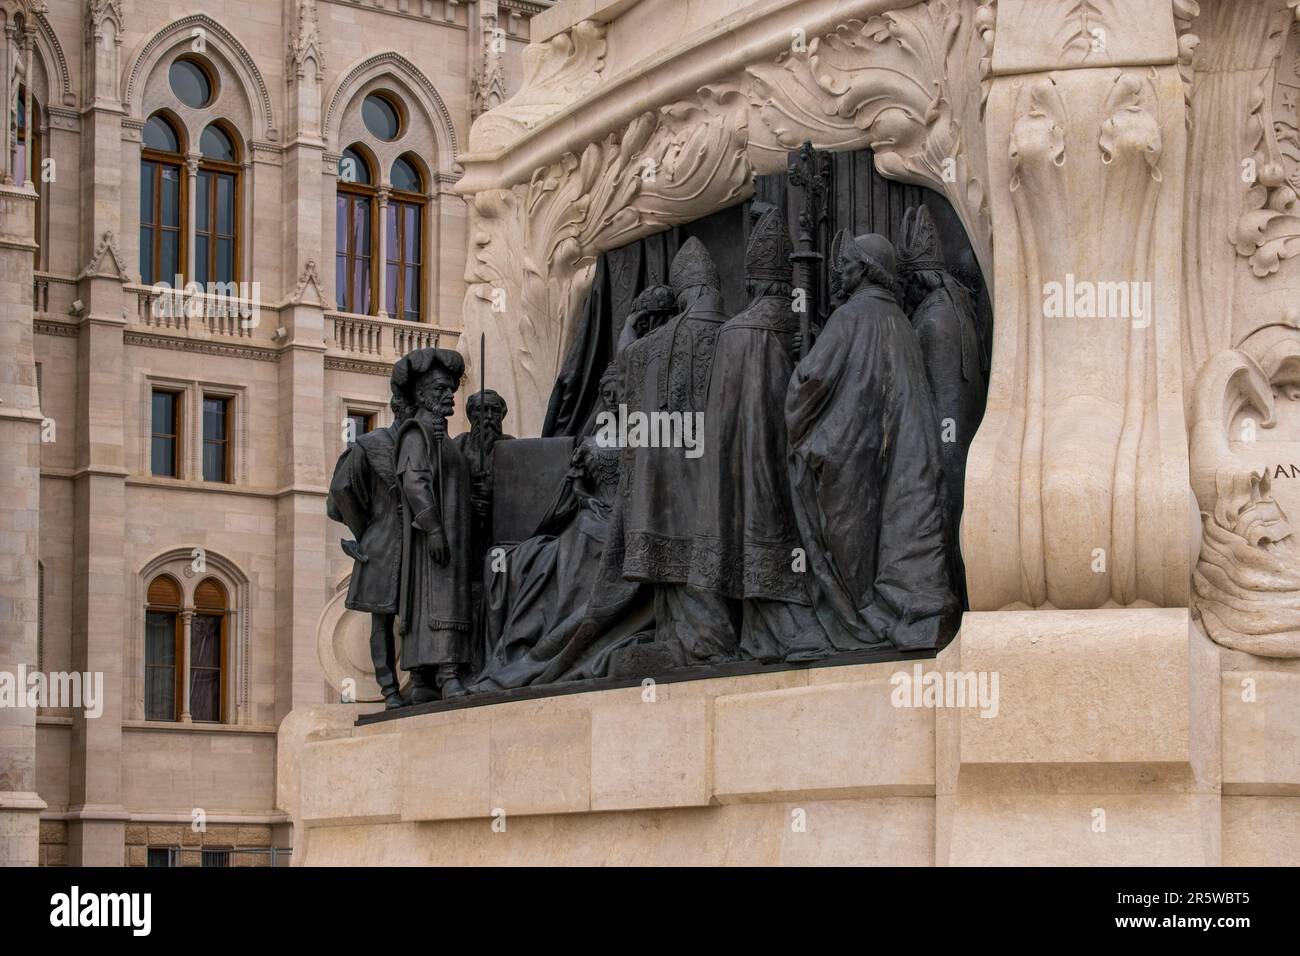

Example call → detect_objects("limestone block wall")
278 636 1300 865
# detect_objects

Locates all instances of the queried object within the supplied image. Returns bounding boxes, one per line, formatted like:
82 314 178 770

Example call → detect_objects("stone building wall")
276 0 1300 866
0 0 552 867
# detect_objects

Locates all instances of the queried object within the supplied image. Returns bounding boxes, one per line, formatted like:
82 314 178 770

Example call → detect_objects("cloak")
325 426 403 614
618 288 727 583
688 295 808 605
909 280 987 605
785 284 958 651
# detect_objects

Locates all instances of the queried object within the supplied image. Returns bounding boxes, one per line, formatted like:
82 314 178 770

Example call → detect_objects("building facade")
279 0 1300 867
0 0 549 867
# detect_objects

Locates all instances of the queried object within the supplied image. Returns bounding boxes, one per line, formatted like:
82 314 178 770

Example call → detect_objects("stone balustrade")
327 311 459 362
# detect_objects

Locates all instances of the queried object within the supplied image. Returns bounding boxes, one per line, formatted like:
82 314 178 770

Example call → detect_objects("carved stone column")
277 0 331 721
68 0 130 866
376 185 391 318
180 610 194 723
937 0 1214 866
185 154 200 285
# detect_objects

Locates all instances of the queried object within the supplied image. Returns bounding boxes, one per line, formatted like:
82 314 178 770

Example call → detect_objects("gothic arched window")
140 112 185 286
190 578 228 723
336 145 376 314
144 574 183 721
386 155 424 322
196 122 240 286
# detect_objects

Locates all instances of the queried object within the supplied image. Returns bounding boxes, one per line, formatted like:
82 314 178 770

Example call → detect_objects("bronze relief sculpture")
328 181 979 706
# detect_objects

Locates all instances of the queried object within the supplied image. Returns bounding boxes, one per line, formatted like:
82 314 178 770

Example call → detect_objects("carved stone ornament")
1233 3 1300 276
287 258 332 309
287 0 325 82
460 0 993 437
1191 328 1300 656
467 19 608 153
77 229 129 281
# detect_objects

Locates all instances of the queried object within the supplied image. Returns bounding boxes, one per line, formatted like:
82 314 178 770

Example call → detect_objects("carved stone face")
417 368 457 421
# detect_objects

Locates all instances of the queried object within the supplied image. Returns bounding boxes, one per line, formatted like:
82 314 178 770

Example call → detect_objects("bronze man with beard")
786 233 959 652
453 388 514 573
393 348 474 701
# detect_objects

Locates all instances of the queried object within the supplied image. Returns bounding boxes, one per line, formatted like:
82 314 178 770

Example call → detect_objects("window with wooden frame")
335 146 376 315
386 156 425 322
195 123 240 287
201 394 232 483
190 578 228 723
140 113 185 287
346 409 375 446
12 85 42 265
151 388 182 477
144 575 182 722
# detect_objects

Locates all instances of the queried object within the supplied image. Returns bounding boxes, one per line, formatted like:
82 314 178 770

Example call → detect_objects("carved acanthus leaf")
1232 6 1300 276
746 1 991 269
468 20 607 153
461 89 751 435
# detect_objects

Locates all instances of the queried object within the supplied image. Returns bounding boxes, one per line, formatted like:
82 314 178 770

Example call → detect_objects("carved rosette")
1191 335 1300 657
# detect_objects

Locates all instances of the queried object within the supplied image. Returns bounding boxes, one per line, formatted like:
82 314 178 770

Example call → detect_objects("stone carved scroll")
462 92 753 436
964 65 1189 611
460 0 994 436
1191 336 1300 657
746 1 993 272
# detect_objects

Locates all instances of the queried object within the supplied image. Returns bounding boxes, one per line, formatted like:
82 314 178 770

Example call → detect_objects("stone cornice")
457 0 909 193
34 319 78 337
123 331 281 363
325 356 395 377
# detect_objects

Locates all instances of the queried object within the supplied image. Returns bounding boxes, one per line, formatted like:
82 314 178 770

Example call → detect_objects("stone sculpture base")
278 610 1300 865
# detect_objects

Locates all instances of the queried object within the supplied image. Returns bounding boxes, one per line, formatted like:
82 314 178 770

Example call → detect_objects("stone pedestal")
278 630 1300 865
937 610 1220 865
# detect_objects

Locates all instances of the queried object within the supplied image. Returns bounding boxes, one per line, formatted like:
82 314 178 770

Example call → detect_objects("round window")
170 58 214 110
362 94 402 141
